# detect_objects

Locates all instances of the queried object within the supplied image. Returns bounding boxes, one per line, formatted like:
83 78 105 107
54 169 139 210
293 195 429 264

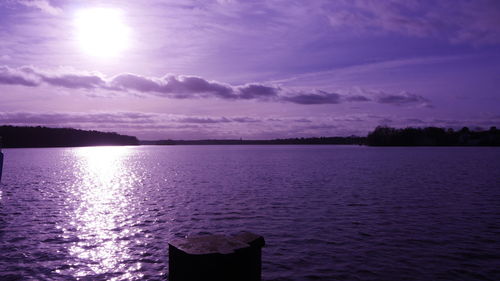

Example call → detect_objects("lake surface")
0 145 499 281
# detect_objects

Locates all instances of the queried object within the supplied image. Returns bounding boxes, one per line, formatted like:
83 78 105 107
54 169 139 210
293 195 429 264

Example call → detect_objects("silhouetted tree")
0 126 139 148
367 126 500 146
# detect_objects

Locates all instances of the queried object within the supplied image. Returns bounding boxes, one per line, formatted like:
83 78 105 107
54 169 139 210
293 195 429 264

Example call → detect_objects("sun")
74 8 131 58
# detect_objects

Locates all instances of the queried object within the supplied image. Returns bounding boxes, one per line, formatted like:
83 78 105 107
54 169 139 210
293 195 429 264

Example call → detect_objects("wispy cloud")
0 111 369 139
0 111 157 125
326 0 500 45
176 116 261 124
18 0 62 15
2 111 497 140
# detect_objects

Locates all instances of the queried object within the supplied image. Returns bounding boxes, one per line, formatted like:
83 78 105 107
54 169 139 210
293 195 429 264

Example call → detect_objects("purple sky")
1 0 499 140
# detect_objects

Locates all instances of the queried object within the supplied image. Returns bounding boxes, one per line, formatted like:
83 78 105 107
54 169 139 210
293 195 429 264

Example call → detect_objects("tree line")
367 126 500 146
0 125 138 148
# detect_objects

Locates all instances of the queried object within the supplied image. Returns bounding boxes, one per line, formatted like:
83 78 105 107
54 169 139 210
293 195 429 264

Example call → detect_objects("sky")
0 0 499 140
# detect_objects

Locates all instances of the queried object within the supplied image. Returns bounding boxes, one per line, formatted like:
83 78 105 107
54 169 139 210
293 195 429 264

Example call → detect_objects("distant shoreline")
4 143 500 149
1 125 499 148
139 137 365 146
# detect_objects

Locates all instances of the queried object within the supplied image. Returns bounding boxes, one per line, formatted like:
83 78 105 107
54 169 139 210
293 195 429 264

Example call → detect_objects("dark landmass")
367 126 500 146
2 125 499 148
143 126 500 146
140 136 366 146
0 125 138 148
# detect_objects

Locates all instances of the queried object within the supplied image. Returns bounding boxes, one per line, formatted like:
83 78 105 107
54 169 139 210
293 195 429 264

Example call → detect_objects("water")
0 145 499 281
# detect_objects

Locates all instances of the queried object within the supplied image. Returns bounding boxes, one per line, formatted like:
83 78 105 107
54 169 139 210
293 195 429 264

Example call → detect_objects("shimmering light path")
61 147 142 279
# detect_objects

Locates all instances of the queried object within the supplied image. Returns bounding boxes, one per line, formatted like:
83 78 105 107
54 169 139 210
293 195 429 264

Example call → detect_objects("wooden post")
0 136 3 183
168 232 265 281
0 150 3 183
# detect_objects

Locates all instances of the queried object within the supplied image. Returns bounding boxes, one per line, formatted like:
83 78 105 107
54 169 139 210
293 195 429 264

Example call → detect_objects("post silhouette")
0 136 4 183
168 232 265 281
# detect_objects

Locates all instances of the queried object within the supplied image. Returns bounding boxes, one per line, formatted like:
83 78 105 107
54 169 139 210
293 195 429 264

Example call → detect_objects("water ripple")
0 146 499 280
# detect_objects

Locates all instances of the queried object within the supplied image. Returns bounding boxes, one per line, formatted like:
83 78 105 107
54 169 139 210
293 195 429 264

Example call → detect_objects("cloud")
108 73 163 93
110 75 282 102
18 0 62 15
293 118 313 123
161 75 235 99
110 73 237 99
345 95 371 102
176 117 232 124
376 92 431 107
0 111 157 125
237 84 279 100
41 73 106 89
0 66 39 86
0 65 431 107
282 91 341 105
176 116 262 124
0 66 107 89
4 111 496 140
0 111 371 139
231 117 261 123
326 0 500 45
0 111 265 126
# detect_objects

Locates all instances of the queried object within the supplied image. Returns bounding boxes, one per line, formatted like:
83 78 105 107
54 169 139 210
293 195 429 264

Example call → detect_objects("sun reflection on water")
60 146 143 280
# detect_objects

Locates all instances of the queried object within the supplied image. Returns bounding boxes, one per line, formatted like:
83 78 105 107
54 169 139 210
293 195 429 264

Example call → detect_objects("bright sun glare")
75 8 130 58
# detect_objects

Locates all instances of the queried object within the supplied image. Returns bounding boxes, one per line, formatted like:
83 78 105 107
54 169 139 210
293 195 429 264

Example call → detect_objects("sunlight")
74 8 131 58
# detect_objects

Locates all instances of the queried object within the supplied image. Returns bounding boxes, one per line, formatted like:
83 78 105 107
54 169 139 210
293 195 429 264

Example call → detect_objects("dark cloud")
237 84 279 100
110 74 236 99
0 66 431 107
377 92 431 107
293 118 313 123
0 66 107 89
40 74 106 89
345 95 371 102
110 74 163 93
176 117 232 124
0 66 39 86
161 75 235 99
231 117 261 123
283 91 341 105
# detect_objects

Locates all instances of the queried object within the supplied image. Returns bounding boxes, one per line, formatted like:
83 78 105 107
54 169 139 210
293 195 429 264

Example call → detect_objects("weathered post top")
168 232 265 281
